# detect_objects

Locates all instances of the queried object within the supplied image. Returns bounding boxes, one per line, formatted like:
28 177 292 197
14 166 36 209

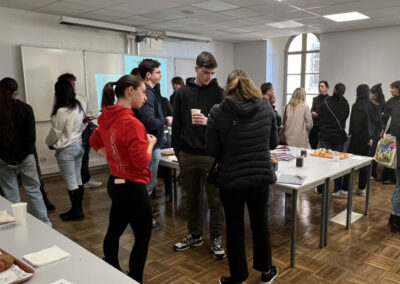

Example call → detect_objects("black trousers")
343 145 370 190
80 145 91 184
103 176 152 283
219 186 272 282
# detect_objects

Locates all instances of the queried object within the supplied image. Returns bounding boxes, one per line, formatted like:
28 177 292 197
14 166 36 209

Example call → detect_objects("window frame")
284 33 320 106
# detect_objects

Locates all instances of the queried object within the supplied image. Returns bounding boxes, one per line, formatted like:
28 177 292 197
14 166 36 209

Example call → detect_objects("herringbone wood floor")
39 168 400 284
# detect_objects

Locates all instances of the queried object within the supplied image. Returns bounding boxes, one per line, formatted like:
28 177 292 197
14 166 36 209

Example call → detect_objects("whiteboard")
174 58 196 83
21 46 85 122
85 51 123 114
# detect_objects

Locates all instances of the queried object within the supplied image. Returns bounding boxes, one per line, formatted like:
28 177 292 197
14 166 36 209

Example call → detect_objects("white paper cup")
191 109 201 124
12 202 27 225
332 151 340 162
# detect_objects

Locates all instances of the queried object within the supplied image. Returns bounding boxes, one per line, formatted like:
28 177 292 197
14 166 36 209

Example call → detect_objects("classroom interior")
1 0 400 283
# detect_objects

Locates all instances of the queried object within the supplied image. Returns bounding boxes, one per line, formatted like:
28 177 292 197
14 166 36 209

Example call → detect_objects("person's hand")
368 139 373 146
7 164 18 169
192 113 208 125
147 134 157 146
311 111 318 118
166 116 173 126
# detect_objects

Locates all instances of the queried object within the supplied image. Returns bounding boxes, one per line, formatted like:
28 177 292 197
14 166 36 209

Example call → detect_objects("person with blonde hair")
206 70 279 284
281 87 313 148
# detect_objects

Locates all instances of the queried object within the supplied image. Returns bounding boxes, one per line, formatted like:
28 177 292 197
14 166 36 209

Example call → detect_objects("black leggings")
103 176 152 283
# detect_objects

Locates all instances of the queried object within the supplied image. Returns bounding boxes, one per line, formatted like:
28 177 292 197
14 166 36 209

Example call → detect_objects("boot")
39 179 55 211
60 189 84 221
77 185 85 216
390 215 400 233
389 214 395 225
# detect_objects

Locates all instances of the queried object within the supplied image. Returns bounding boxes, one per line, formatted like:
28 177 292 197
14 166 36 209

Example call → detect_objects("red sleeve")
89 128 104 151
125 121 151 171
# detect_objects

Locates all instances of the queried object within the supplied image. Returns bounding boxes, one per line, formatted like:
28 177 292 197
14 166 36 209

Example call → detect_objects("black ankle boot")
60 189 84 221
40 180 55 211
389 214 395 225
390 215 400 232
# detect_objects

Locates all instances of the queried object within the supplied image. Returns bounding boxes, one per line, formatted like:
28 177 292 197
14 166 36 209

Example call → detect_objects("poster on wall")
125 55 168 98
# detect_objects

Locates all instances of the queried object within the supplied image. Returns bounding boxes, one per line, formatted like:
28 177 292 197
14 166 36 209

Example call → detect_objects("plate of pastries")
311 148 351 160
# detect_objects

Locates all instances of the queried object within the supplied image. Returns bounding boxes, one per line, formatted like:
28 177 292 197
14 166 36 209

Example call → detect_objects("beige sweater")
283 103 313 148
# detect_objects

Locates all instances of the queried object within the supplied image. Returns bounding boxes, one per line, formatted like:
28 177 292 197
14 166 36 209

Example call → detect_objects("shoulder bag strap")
384 116 392 134
324 100 344 131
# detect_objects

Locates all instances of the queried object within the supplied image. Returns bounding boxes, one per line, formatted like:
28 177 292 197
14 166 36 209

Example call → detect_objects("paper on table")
0 264 33 284
277 174 306 185
50 279 75 284
23 246 70 267
0 211 15 224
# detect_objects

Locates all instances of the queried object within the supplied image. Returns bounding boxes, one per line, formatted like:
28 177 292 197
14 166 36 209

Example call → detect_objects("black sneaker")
261 266 279 284
219 276 242 284
173 233 203 251
211 236 226 260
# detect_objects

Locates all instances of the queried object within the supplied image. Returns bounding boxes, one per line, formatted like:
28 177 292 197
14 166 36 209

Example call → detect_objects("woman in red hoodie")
90 74 156 283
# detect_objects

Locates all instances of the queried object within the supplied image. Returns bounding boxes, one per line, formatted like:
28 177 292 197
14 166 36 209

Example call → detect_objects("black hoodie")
172 78 223 155
206 96 278 189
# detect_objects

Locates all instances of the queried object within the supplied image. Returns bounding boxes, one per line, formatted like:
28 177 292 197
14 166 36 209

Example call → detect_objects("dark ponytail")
101 75 144 109
0 77 18 147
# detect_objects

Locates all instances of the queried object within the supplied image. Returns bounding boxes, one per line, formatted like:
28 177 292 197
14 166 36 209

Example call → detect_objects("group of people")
2 48 400 284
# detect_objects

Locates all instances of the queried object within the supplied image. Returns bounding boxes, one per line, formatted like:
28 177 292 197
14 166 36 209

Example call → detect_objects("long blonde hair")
288 87 306 107
224 70 262 101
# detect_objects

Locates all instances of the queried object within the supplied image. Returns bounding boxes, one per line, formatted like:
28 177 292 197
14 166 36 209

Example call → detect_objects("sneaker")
354 188 366 196
211 236 226 260
84 179 102 188
332 190 348 199
219 276 242 284
314 188 322 196
152 219 161 229
383 180 396 185
261 266 279 284
173 233 203 251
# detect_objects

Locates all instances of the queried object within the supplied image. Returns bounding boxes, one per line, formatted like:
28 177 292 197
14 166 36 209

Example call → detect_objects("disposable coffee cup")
12 202 27 225
332 151 340 162
191 109 201 124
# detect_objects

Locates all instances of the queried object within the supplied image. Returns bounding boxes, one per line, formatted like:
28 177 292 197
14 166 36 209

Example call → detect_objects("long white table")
0 196 137 284
159 148 374 268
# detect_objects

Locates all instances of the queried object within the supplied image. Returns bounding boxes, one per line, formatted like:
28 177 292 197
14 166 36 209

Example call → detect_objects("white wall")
267 36 290 114
320 25 400 109
0 7 234 175
234 41 267 88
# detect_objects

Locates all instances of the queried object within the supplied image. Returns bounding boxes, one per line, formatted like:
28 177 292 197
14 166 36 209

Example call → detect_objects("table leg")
346 169 355 229
365 163 372 215
290 189 298 268
323 178 330 247
320 181 327 249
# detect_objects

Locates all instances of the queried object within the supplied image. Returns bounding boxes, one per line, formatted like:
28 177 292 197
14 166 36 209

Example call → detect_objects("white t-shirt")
46 106 85 149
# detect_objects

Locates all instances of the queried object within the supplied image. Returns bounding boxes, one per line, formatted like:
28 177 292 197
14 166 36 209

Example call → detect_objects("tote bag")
374 116 397 169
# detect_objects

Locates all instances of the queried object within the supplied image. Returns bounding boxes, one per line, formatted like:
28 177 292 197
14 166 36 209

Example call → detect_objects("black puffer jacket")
317 94 350 144
206 95 278 189
384 95 400 167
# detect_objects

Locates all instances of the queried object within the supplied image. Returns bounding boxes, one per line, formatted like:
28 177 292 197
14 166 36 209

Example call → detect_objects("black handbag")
324 100 350 141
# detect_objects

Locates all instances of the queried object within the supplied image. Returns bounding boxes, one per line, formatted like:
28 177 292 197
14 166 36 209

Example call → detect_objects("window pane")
288 35 302 52
306 53 319 73
307 33 320 51
288 54 301 74
286 95 292 104
287 75 301 94
306 95 317 108
305 74 319 94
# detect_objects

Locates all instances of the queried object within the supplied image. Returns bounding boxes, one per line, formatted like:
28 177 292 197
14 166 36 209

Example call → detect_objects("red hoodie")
90 105 152 184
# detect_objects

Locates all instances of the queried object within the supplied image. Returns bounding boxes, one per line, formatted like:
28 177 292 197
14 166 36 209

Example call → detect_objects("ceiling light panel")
267 20 304 28
323 12 369 22
190 0 239 12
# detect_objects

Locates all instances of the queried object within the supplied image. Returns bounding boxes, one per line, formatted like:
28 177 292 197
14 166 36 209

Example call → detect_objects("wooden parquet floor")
38 168 400 284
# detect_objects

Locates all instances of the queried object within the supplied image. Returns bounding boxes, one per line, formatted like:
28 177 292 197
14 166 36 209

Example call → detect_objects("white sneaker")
314 188 323 196
354 188 366 196
211 236 226 260
84 179 102 188
332 190 348 198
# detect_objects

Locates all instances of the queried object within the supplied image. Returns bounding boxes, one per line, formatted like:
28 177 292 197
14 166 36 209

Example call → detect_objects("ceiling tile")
218 27 252 34
167 17 211 26
362 7 400 18
63 0 128 9
190 0 239 12
223 0 269 7
343 0 395 11
217 18 256 27
113 15 162 26
284 9 319 20
192 12 235 22
284 0 334 9
307 4 352 16
0 0 58 10
109 1 181 15
139 10 186 21
220 7 263 18
247 15 283 24
80 7 134 19
36 1 98 16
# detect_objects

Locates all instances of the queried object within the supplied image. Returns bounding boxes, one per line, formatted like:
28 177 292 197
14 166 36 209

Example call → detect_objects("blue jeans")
393 169 400 215
146 148 161 196
55 140 84 191
0 154 49 224
317 140 344 193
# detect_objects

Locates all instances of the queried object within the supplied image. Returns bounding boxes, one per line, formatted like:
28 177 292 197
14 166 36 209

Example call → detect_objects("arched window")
284 33 320 107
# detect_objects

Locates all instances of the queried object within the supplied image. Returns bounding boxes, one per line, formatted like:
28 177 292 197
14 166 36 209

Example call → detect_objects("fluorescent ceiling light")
191 0 239 12
266 20 304 28
323 12 369 22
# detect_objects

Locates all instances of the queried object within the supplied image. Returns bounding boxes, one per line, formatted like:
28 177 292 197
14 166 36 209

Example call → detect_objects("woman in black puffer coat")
206 70 278 284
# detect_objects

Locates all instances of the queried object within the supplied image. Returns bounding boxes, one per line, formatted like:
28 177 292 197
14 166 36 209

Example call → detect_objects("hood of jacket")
98 105 133 129
220 95 263 117
185 77 220 89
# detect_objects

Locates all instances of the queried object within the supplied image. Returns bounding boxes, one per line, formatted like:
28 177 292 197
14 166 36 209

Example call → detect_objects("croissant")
0 254 14 272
